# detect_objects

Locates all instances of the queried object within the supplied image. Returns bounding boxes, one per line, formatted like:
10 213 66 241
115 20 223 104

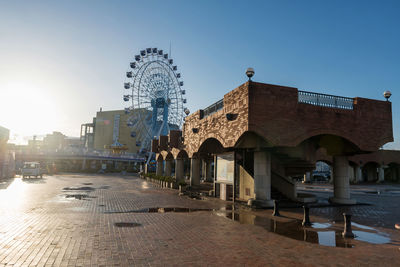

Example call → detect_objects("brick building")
152 81 393 206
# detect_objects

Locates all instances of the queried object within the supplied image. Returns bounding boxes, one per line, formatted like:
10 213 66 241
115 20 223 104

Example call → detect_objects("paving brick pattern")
0 174 399 266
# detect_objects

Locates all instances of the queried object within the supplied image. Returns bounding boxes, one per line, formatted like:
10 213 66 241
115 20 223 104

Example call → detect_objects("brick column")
156 160 163 176
164 160 172 177
253 150 273 207
190 158 201 186
175 158 184 182
329 155 356 204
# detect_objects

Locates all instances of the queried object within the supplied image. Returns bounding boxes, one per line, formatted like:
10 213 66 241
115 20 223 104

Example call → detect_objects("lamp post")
246 68 255 81
383 90 392 101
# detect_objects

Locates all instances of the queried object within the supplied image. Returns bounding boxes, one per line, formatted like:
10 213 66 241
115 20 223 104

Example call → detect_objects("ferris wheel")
123 48 188 158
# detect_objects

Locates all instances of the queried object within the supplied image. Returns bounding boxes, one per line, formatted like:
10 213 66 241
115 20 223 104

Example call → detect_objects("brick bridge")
152 81 394 206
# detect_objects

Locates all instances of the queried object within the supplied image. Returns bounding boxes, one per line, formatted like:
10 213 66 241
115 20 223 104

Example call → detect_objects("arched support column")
164 160 172 177
190 158 201 186
175 158 184 182
348 165 355 183
355 165 362 183
156 160 163 176
205 160 212 182
253 150 274 207
378 165 385 183
329 155 356 204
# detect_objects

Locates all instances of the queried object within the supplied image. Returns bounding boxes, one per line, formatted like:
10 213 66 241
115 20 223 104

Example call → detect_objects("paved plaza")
0 174 399 266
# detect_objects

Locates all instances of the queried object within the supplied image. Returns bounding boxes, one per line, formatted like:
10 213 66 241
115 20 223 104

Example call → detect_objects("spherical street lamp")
184 108 190 116
246 67 255 81
383 90 392 101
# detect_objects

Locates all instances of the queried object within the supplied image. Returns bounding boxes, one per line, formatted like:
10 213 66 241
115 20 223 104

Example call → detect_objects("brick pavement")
0 174 399 266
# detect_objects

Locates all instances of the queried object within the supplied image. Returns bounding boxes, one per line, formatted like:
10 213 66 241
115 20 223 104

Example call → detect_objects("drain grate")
114 222 141 228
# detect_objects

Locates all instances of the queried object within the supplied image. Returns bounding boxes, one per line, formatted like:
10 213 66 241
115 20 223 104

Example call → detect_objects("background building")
0 126 15 179
89 109 140 154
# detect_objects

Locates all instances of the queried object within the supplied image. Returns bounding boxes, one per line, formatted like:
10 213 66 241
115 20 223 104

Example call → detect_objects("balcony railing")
203 99 224 118
298 90 354 110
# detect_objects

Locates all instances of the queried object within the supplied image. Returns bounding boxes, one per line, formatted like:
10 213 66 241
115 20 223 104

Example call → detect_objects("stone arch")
293 129 363 153
159 150 169 160
234 131 273 149
296 133 362 156
363 161 379 182
165 152 174 161
192 132 227 154
156 153 164 162
198 138 225 155
386 162 400 182
176 149 189 159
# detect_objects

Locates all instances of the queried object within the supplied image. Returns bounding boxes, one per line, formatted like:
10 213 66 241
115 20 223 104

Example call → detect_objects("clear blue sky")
0 0 399 148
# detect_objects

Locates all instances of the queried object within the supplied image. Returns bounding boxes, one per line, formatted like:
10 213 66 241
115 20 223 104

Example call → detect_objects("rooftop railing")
298 90 354 110
203 99 224 118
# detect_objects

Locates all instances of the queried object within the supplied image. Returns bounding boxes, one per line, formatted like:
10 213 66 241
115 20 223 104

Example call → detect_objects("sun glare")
0 81 58 141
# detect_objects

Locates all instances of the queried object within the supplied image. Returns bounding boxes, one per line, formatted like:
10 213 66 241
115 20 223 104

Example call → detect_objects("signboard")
112 114 120 143
216 152 234 184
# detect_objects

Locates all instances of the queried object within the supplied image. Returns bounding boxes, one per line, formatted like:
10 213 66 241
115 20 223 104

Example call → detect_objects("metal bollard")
272 200 280 216
342 213 355 238
302 204 312 226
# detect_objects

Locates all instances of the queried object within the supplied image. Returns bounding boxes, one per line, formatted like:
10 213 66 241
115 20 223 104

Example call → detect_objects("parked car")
312 170 330 181
21 162 43 178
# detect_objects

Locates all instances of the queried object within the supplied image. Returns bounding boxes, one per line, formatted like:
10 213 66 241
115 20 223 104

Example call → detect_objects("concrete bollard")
342 213 355 238
302 205 312 226
272 200 280 217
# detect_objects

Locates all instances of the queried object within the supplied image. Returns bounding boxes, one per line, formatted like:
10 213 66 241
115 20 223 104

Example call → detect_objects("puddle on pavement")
63 186 95 191
114 222 141 228
104 207 214 214
352 222 375 231
98 185 110 189
353 231 391 244
365 191 381 194
363 190 400 195
65 194 97 200
218 211 391 248
311 222 332 229
148 207 213 213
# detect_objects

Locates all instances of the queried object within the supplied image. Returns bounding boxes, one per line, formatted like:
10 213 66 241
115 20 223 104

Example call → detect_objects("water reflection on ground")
217 209 392 248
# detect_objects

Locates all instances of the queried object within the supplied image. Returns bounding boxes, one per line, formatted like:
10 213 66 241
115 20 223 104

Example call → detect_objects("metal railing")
203 99 224 118
298 90 354 110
